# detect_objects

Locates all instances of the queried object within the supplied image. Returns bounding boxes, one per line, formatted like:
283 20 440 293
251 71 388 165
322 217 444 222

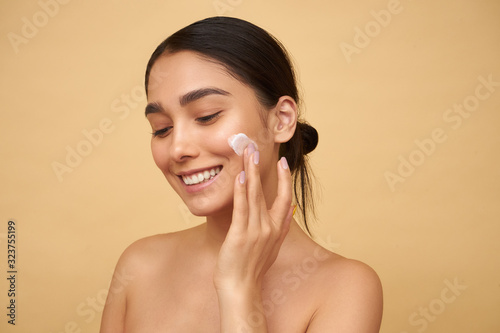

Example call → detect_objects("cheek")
150 141 169 171
210 121 242 156
251 126 274 153
210 122 274 167
208 125 246 176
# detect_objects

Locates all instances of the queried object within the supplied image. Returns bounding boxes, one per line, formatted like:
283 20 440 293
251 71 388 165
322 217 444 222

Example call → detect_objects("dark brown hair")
145 17 318 233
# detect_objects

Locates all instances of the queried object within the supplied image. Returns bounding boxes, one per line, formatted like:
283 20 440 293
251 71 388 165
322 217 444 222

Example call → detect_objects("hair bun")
298 122 318 155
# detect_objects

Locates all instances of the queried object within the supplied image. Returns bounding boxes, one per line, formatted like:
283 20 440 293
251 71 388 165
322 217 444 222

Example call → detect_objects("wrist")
215 280 262 301
214 271 262 293
216 282 268 332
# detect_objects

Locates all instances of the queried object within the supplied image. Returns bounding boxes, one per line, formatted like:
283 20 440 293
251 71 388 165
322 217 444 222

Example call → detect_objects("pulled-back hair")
145 16 318 234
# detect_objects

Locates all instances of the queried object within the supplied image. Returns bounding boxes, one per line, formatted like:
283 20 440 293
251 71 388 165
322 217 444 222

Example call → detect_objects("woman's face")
146 51 278 216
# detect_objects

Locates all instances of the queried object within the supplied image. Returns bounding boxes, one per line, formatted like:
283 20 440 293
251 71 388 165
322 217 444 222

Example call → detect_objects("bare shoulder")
100 227 201 333
116 225 202 272
118 233 178 268
307 248 383 333
322 254 382 292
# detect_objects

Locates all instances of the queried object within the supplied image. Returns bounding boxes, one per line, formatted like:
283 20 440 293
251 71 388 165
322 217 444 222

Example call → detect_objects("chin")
183 196 232 217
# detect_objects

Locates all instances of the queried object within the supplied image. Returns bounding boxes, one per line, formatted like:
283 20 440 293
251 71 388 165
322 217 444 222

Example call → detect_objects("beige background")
1 0 499 332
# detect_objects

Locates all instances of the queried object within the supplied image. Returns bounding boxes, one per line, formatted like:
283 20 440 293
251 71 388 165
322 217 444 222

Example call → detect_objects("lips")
180 166 222 185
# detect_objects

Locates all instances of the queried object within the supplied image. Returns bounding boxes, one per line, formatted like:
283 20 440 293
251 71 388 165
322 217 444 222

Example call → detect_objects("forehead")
147 51 240 102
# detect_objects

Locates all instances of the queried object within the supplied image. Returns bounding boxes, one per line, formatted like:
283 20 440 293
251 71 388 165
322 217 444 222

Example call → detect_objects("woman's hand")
214 143 294 332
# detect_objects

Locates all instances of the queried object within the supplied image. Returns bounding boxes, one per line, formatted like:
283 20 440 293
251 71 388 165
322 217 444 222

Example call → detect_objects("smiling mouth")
180 166 222 185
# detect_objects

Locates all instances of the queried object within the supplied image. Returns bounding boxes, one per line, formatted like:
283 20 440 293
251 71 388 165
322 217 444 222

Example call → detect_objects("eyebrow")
145 101 164 116
145 87 231 116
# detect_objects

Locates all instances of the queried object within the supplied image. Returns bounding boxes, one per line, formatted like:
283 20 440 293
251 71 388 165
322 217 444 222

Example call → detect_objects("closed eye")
197 111 222 124
152 127 172 138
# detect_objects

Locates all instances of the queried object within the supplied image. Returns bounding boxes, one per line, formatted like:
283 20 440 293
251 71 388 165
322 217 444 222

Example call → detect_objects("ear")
269 96 298 143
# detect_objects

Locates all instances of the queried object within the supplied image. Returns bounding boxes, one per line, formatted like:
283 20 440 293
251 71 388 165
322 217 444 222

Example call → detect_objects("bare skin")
100 51 383 332
101 221 382 332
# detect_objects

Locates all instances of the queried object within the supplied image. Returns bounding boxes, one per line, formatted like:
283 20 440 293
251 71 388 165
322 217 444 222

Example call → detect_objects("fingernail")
239 171 245 184
247 143 255 157
280 157 289 169
253 150 259 165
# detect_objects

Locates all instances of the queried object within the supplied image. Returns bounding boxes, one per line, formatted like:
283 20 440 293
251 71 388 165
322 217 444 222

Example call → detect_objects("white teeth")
181 167 221 185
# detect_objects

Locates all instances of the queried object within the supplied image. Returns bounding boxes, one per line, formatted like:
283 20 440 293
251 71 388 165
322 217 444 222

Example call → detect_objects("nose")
170 126 199 162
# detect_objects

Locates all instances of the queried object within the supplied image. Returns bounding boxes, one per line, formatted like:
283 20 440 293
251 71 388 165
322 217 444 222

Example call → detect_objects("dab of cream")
228 133 257 156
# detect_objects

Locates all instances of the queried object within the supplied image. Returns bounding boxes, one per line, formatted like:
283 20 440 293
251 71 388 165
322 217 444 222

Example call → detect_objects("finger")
281 204 294 238
230 170 249 233
243 142 255 179
246 147 266 228
269 157 293 224
228 142 251 234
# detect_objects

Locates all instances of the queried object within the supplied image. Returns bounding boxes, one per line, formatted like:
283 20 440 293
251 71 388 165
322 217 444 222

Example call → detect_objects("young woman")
100 17 382 332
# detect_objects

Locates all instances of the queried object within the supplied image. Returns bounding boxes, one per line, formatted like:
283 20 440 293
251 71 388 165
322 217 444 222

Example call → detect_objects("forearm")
217 286 268 333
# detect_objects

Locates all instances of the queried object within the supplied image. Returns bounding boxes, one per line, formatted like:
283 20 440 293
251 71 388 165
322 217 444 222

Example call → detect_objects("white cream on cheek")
227 133 257 156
